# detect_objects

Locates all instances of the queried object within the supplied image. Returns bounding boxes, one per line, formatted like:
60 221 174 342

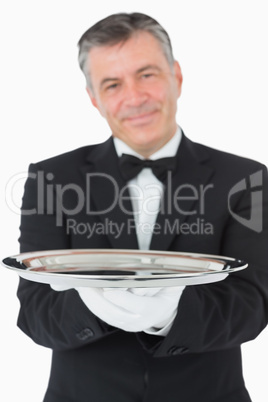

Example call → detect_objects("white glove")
76 286 185 333
51 284 74 291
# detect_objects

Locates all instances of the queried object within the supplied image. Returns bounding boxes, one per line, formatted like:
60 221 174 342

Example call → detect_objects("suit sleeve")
137 164 268 357
17 163 118 351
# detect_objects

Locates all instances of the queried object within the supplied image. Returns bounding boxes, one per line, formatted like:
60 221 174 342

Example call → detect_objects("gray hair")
77 12 175 90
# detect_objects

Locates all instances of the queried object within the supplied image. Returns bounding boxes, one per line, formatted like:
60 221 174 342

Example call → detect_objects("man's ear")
86 87 99 109
173 61 183 98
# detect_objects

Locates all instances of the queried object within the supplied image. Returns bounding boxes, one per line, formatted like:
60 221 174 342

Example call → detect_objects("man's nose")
123 80 148 106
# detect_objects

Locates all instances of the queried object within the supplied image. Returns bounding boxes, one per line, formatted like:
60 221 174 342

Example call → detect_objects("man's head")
78 13 183 157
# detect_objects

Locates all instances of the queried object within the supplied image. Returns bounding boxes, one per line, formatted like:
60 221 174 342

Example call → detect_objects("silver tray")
2 249 247 288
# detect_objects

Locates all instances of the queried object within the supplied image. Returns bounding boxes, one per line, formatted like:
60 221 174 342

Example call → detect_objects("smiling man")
85 31 182 156
17 12 268 402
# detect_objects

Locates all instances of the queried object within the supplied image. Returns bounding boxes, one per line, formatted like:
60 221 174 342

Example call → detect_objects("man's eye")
106 83 119 91
142 73 153 79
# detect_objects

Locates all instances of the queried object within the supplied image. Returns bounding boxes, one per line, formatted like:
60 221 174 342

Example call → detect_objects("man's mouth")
123 110 159 126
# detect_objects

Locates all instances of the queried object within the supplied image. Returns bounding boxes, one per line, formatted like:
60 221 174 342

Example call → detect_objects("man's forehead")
88 32 168 78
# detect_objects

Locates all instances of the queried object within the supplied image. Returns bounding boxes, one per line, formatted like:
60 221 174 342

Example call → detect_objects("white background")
0 1 268 400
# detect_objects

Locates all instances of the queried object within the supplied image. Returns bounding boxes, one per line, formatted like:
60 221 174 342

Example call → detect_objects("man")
17 12 268 402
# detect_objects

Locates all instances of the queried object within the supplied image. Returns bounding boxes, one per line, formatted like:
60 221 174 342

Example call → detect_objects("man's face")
87 31 183 157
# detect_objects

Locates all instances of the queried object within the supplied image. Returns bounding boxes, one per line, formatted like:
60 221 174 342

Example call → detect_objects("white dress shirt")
114 127 182 250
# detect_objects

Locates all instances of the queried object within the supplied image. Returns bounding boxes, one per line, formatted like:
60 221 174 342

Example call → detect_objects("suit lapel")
150 134 214 251
80 137 139 249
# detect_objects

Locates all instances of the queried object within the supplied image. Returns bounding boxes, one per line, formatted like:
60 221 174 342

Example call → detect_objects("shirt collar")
113 126 182 160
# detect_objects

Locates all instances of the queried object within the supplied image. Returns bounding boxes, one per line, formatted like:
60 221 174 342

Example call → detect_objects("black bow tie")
119 153 177 182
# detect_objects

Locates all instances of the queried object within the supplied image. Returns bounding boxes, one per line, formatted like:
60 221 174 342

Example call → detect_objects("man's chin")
129 137 165 157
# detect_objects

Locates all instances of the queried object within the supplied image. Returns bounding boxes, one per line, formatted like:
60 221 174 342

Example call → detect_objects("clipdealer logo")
228 170 263 233
5 169 264 233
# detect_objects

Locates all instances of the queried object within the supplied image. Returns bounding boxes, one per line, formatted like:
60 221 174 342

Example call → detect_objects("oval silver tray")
2 249 247 288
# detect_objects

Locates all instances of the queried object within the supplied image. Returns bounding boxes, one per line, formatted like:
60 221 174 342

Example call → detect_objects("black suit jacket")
17 133 268 402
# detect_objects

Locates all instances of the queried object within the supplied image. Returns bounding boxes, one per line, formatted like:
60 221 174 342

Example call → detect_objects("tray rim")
2 248 248 281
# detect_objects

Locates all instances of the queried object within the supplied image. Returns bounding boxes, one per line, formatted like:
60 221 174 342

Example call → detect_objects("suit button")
168 346 189 355
144 371 149 386
76 328 94 341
